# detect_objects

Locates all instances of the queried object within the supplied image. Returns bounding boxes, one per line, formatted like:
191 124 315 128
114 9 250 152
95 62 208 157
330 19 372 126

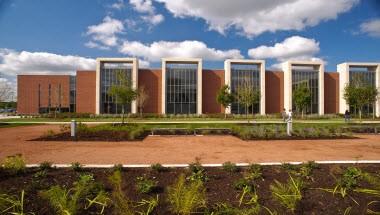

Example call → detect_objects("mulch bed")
0 164 379 214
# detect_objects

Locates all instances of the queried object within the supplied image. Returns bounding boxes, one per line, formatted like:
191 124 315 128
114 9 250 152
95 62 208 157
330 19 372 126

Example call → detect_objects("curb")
25 160 380 168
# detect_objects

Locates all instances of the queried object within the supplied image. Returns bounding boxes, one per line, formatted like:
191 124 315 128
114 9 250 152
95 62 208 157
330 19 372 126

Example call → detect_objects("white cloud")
141 14 164 25
0 48 95 77
247 36 323 69
129 0 164 25
130 0 155 13
110 0 125 10
360 19 380 37
84 41 110 50
86 16 125 48
119 40 243 61
156 0 358 37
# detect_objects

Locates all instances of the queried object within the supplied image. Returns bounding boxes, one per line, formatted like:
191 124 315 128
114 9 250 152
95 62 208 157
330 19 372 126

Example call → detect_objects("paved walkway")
1 125 380 165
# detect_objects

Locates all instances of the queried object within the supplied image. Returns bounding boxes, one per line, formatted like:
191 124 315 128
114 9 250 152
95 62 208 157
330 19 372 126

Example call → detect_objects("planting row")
1 155 380 214
35 123 380 141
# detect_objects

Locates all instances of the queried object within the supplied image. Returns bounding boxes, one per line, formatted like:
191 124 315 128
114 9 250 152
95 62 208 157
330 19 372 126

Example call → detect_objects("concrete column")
197 60 203 115
318 63 325 115
376 64 380 117
224 60 231 114
337 63 349 114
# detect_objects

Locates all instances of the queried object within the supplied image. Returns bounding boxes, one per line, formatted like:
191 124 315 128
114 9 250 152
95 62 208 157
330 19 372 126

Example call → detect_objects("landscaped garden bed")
29 123 380 141
1 156 380 214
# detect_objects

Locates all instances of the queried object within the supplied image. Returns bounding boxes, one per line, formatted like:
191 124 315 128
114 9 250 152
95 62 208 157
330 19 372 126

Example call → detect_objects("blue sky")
0 0 379 86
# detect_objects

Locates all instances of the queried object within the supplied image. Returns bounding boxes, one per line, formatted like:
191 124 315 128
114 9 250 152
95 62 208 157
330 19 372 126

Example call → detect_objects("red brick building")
17 58 346 115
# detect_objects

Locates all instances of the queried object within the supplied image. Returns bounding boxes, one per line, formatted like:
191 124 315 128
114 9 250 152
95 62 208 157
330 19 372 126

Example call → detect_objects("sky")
0 0 380 91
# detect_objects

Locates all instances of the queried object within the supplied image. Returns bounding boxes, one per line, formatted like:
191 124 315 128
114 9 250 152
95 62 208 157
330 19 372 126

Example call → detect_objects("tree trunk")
359 108 362 122
301 109 304 119
139 107 143 118
246 104 248 123
224 108 227 119
373 102 375 120
121 105 125 124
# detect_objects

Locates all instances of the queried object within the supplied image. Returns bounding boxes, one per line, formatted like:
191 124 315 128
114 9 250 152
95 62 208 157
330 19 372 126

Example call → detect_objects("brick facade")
138 69 162 113
265 71 284 114
324 72 339 114
17 75 70 114
76 71 96 114
202 70 225 114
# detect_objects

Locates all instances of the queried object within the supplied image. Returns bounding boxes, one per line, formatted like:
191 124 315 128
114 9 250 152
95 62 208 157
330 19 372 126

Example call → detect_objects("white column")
260 61 266 115
131 58 138 114
161 60 166 114
376 64 380 117
282 62 292 112
197 60 203 115
337 63 349 114
95 59 101 114
224 60 231 114
318 63 325 115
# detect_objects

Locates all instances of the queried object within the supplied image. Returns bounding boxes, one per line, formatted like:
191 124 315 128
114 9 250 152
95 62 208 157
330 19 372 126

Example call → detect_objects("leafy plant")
298 161 318 180
246 164 263 181
151 163 167 172
167 174 206 215
108 170 134 215
222 161 238 173
270 174 304 212
216 85 234 119
113 164 123 172
2 154 26 175
188 159 207 182
0 190 34 215
39 161 53 170
41 174 99 215
136 195 159 215
70 162 83 172
136 176 156 194
84 190 110 214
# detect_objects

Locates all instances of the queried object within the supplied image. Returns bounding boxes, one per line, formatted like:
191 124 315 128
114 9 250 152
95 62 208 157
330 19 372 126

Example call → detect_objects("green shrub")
270 174 304 212
136 176 157 194
136 195 159 215
211 202 260 215
151 163 167 172
108 170 134 215
113 164 123 172
246 164 263 181
39 161 53 170
0 190 32 215
41 174 103 215
222 161 238 173
2 154 26 175
167 174 206 215
71 162 83 172
298 161 318 179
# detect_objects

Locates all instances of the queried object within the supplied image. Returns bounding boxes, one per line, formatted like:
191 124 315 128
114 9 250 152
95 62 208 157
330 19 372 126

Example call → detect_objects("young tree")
0 80 12 103
136 85 149 117
216 85 234 118
293 83 311 119
52 85 65 119
344 81 378 121
236 80 261 121
108 71 137 124
364 85 379 119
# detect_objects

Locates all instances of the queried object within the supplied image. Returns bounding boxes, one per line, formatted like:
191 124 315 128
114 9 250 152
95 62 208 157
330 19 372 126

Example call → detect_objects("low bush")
108 170 134 215
222 161 239 173
151 163 167 172
0 190 32 215
39 161 53 170
71 162 83 172
2 154 26 175
41 173 107 215
167 174 206 215
113 164 123 172
136 176 157 194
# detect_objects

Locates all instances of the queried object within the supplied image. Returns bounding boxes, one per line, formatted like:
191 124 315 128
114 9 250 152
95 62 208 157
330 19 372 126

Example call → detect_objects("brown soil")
1 125 380 164
0 164 380 214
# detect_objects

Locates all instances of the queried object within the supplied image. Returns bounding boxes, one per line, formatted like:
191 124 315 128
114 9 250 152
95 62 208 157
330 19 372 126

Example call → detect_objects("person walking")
344 110 350 122
281 108 287 122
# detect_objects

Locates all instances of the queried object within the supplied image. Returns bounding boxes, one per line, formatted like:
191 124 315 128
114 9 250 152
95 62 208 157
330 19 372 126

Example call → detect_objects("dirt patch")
1 164 380 214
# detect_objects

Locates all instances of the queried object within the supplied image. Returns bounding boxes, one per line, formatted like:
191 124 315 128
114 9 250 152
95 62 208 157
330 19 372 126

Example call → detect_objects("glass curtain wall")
349 66 376 116
69 76 76 112
100 62 132 114
291 65 319 114
166 63 197 114
230 63 261 114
